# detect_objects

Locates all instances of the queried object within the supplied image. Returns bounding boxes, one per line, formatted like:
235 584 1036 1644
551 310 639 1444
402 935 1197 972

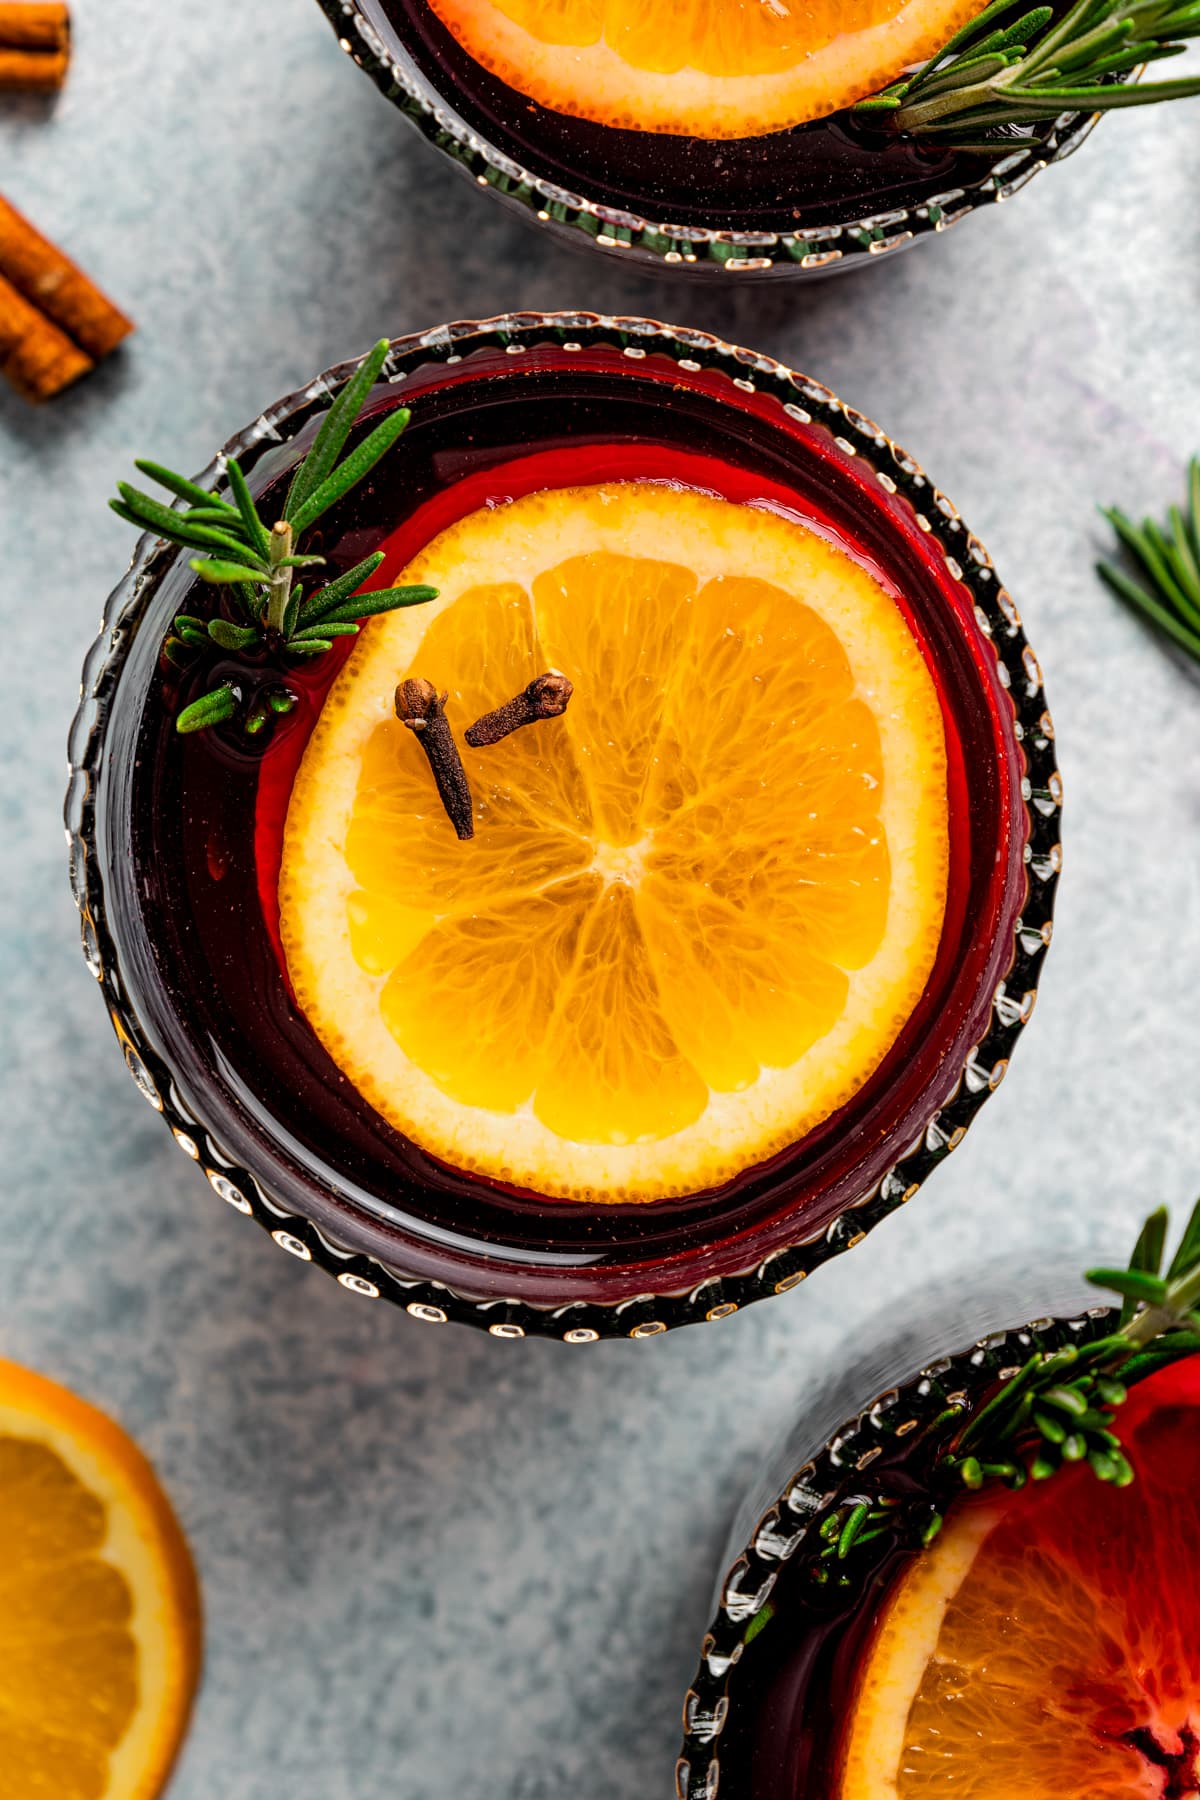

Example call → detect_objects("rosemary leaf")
300 552 387 623
284 338 392 521
190 557 273 585
288 406 413 536
225 458 272 559
869 0 1200 140
207 620 260 652
1167 1196 1200 1281
134 460 238 515
111 349 434 737
1120 1205 1170 1326
1099 457 1200 662
177 684 237 734
314 584 440 626
288 621 361 642
185 506 249 527
114 486 267 566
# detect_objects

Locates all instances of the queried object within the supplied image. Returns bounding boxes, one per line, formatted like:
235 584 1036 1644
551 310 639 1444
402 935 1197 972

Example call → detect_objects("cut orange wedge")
0 1358 202 1800
280 484 947 1203
425 0 982 138
838 1356 1200 1800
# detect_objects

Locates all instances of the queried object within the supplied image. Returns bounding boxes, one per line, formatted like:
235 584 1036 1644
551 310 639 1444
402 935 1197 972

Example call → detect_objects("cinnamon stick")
0 195 132 358
0 270 91 400
0 2 69 47
0 4 70 89
0 48 68 88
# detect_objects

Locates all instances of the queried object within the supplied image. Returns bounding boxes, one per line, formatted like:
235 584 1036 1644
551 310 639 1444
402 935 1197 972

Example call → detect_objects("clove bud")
465 671 574 748
395 677 474 841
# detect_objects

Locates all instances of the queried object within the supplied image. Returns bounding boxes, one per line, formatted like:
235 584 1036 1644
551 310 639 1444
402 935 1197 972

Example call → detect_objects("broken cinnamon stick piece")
0 269 91 400
0 195 132 358
0 47 68 88
0 2 69 48
0 3 70 89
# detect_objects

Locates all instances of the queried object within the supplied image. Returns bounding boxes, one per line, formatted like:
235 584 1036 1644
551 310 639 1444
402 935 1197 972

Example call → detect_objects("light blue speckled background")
2 6 1199 1796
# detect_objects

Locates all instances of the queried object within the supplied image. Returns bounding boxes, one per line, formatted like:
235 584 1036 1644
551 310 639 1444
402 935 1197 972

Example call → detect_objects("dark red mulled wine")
316 4 1096 275
71 316 1056 1335
682 1337 1200 1800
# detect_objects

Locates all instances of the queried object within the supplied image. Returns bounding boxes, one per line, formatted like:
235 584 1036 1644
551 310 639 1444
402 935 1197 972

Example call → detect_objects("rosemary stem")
1123 1305 1179 1347
267 519 294 638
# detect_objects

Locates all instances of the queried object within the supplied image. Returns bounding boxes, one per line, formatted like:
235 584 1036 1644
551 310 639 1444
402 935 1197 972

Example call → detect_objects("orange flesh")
424 0 983 138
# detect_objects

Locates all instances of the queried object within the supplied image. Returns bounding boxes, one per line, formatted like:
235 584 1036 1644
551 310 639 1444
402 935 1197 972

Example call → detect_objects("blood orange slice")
838 1356 1200 1799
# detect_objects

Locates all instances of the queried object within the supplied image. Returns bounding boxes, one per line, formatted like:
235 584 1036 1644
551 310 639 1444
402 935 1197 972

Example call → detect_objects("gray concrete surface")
1 4 1198 1796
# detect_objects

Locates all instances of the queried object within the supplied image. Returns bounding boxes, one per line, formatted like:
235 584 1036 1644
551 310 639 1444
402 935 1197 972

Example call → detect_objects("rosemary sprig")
857 0 1200 145
946 1200 1200 1491
1098 456 1200 664
109 339 437 734
816 1201 1200 1576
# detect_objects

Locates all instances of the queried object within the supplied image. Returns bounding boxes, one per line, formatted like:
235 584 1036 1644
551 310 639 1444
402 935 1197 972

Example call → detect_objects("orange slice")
0 1357 202 1800
838 1356 1200 1800
424 0 982 138
280 482 948 1203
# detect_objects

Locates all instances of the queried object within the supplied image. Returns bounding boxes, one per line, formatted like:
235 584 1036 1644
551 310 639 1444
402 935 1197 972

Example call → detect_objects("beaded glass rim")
675 1307 1114 1799
66 311 1061 1340
313 0 1107 277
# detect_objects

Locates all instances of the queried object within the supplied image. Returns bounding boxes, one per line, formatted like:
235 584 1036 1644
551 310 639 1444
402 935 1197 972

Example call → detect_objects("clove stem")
395 678 474 841
465 671 573 747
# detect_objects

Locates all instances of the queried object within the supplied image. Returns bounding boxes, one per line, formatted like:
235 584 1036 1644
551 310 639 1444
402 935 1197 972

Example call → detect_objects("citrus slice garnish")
424 0 982 138
838 1356 1200 1800
280 482 948 1203
0 1358 201 1800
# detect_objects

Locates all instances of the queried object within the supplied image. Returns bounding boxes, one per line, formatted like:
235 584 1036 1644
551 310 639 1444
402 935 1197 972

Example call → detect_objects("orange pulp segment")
0 1357 202 1800
424 0 983 138
280 483 948 1203
838 1356 1200 1800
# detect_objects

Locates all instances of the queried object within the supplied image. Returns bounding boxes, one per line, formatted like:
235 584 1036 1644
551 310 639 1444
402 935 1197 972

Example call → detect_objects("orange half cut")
280 482 948 1203
424 0 983 138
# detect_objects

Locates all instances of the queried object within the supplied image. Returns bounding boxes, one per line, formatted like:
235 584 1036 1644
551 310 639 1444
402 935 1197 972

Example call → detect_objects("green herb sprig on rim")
1098 456 1200 665
857 0 1200 146
818 1200 1200 1574
109 338 437 734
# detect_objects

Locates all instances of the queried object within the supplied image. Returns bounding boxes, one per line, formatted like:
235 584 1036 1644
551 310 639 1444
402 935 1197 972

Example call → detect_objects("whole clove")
395 677 474 841
465 671 573 748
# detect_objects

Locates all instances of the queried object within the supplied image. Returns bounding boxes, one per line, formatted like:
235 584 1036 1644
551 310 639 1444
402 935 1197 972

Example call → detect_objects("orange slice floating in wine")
0 1358 202 1800
423 0 982 139
280 483 948 1203
838 1356 1200 1800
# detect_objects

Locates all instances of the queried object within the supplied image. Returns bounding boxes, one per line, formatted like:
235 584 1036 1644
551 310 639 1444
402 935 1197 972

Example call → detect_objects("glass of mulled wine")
314 0 1109 278
679 1274 1200 1800
67 312 1059 1339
